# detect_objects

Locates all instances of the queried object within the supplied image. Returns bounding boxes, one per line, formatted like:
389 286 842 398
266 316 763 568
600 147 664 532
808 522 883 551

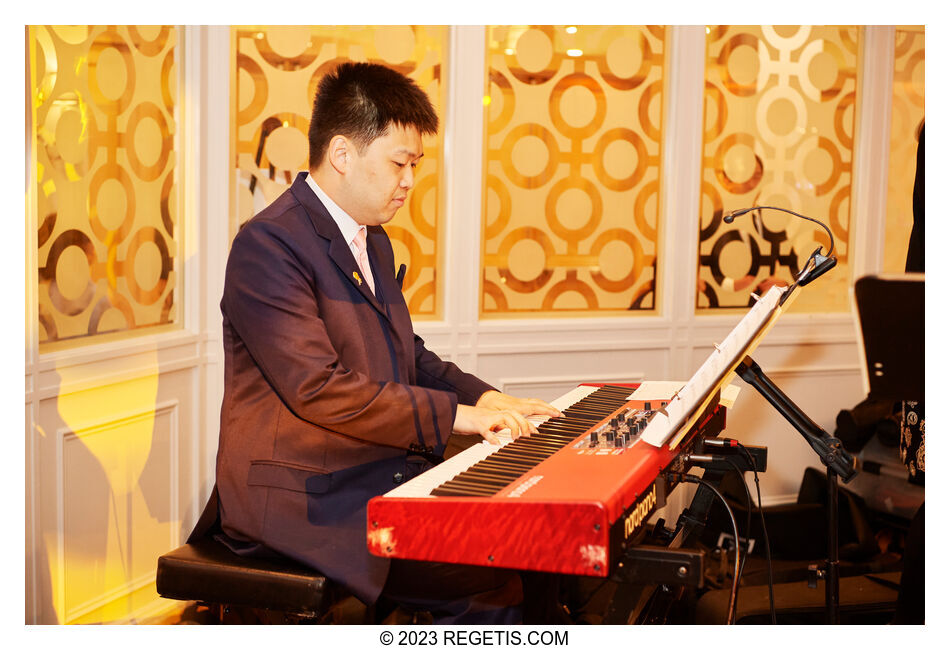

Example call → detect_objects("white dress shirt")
305 173 376 291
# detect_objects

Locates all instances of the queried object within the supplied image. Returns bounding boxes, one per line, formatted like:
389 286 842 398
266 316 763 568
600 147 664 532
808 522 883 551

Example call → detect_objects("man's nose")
400 166 415 190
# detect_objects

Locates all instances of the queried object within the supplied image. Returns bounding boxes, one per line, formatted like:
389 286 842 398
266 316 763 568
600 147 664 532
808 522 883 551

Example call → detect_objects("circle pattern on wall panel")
232 26 446 317
32 25 178 344
482 25 665 315
697 25 859 313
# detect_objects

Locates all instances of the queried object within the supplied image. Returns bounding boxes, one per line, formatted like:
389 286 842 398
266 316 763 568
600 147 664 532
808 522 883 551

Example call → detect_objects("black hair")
308 61 438 168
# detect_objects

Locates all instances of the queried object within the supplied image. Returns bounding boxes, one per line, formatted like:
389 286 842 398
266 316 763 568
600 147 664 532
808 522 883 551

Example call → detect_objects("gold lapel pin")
353 271 363 286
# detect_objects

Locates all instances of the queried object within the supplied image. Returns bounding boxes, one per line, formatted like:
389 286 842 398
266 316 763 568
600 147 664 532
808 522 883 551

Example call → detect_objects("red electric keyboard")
367 383 726 577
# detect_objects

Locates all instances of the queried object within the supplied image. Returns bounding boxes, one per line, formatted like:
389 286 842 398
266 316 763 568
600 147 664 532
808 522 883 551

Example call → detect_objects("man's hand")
453 404 538 445
475 390 562 419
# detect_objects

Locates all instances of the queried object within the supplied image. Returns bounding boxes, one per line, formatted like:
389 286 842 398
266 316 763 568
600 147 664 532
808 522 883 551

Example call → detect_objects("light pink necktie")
353 228 376 296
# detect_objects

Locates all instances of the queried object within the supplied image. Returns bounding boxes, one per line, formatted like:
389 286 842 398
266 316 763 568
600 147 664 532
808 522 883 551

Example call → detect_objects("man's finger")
497 415 519 440
529 399 562 417
511 411 535 438
496 412 523 439
511 411 535 437
510 398 561 418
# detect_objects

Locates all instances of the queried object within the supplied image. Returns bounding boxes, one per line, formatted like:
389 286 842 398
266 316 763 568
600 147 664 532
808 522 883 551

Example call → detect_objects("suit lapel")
290 173 388 315
366 227 396 308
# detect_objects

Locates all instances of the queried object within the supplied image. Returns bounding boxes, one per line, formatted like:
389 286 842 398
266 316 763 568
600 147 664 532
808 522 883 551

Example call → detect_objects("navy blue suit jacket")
208 172 494 603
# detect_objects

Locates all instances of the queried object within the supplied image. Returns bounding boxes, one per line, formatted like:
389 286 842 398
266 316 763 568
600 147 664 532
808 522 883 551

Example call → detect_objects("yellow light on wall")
31 25 180 346
567 49 583 57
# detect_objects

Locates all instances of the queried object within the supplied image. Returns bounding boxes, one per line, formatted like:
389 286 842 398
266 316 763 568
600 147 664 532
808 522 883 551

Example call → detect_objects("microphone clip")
796 247 837 287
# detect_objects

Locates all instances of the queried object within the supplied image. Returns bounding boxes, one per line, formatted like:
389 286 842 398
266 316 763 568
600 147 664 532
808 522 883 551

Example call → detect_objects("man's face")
342 124 424 226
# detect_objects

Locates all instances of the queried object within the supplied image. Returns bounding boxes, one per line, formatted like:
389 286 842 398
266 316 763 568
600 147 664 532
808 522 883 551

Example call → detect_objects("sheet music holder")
632 219 854 623
637 277 857 624
853 274 924 402
641 283 799 448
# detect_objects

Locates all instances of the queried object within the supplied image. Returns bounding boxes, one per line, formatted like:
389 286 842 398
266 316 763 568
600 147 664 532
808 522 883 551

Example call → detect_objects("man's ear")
327 135 350 174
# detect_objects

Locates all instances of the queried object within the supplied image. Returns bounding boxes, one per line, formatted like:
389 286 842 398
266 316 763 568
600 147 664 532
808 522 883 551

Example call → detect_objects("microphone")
396 263 407 289
721 205 835 256
722 207 759 224
721 205 837 288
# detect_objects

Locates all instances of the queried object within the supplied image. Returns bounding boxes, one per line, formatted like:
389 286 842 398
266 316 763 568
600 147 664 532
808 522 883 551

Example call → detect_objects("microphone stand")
733 355 857 624
716 211 852 622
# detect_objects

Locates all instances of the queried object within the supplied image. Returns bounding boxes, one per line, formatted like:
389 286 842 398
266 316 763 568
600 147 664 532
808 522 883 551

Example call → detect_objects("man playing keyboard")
195 61 559 623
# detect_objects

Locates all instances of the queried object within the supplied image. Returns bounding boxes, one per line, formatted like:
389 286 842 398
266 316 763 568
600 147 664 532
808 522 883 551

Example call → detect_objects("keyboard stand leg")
603 581 652 624
676 467 730 547
521 572 572 624
602 468 731 624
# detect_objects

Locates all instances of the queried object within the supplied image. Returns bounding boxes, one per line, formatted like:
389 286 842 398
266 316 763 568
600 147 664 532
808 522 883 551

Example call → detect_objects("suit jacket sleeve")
413 334 496 407
222 218 458 452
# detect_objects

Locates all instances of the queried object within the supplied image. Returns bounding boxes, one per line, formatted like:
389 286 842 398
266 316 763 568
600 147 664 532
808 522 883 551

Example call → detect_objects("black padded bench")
156 535 361 624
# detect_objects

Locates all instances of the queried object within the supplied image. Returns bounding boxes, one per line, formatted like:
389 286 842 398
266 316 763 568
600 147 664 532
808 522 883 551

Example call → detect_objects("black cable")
723 458 754 585
678 474 741 625
737 442 777 624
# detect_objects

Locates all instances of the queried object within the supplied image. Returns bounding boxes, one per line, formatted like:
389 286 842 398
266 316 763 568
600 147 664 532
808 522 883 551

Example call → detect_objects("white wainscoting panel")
58 402 179 622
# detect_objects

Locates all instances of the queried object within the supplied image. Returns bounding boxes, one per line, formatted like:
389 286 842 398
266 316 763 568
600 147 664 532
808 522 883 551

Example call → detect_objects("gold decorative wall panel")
883 27 924 273
481 26 665 315
232 26 445 317
698 26 858 312
30 26 179 345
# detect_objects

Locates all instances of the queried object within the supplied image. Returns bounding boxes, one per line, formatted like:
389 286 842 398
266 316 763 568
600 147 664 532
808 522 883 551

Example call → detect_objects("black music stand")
732 355 857 624
853 274 925 403
715 265 859 624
